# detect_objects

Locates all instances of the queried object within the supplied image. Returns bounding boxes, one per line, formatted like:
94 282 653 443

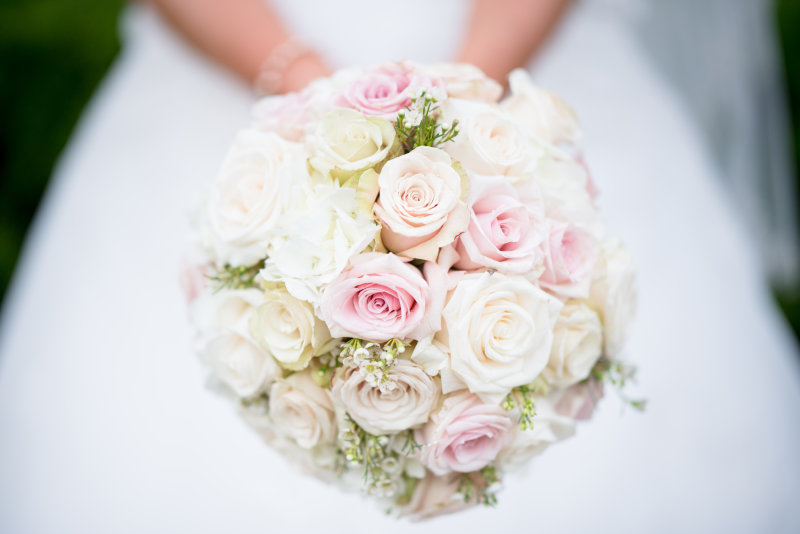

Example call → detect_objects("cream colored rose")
373 146 469 261
205 129 303 267
269 370 336 449
248 285 332 371
543 301 603 388
589 240 637 357
496 399 575 469
190 288 263 341
441 99 539 181
203 332 282 398
501 69 581 146
309 108 397 182
331 359 439 435
421 62 503 102
418 272 562 402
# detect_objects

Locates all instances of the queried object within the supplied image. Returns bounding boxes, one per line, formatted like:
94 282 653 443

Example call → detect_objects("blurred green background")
0 0 799 341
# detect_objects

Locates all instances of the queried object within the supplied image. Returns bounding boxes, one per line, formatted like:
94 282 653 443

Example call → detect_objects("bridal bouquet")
184 61 640 519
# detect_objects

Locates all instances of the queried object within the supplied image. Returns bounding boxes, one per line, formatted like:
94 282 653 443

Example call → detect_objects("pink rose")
416 391 514 475
252 92 312 142
538 221 597 298
575 154 600 201
374 147 470 261
555 379 604 421
453 175 547 274
179 258 212 304
318 253 445 342
334 61 438 119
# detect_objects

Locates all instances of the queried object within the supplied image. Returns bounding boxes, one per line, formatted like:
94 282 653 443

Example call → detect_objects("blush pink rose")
416 391 514 475
374 147 470 261
575 154 600 201
555 379 604 421
179 259 212 304
252 92 313 142
334 61 439 119
453 176 547 274
318 252 446 342
539 221 597 298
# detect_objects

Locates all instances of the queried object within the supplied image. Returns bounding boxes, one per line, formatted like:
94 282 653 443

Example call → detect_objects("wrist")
255 38 321 95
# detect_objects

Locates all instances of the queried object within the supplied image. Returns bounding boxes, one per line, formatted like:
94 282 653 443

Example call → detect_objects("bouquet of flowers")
184 61 640 519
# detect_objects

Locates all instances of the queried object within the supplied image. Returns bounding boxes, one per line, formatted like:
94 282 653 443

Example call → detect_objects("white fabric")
1 2 799 533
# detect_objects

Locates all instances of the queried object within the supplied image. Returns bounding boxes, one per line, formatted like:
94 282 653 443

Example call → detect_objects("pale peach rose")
421 62 502 102
404 474 474 520
373 147 469 261
555 379 604 420
331 359 439 434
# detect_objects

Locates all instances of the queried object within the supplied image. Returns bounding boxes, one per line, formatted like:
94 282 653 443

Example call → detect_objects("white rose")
496 399 575 469
204 129 307 267
421 62 503 102
589 240 637 357
533 156 598 228
260 184 379 304
373 146 469 261
543 301 603 388
441 99 540 181
202 332 281 398
501 69 581 147
418 272 562 402
269 370 336 449
249 285 332 371
189 288 263 341
331 359 440 435
309 109 397 182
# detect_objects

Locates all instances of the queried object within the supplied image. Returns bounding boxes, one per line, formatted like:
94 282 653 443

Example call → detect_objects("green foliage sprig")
208 259 265 292
502 383 539 430
339 415 394 490
457 466 501 507
591 359 647 411
394 89 459 152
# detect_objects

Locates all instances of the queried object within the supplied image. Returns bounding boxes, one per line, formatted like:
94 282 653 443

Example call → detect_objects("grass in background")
777 0 800 341
0 0 124 301
0 0 798 341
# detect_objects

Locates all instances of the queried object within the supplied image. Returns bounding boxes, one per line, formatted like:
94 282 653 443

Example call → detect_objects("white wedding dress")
1 1 799 532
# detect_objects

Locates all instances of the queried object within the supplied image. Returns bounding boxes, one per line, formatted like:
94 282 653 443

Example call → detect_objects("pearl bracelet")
255 38 314 95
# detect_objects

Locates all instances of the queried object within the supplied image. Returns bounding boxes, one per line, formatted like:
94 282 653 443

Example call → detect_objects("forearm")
148 0 287 82
457 0 572 84
146 0 329 91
